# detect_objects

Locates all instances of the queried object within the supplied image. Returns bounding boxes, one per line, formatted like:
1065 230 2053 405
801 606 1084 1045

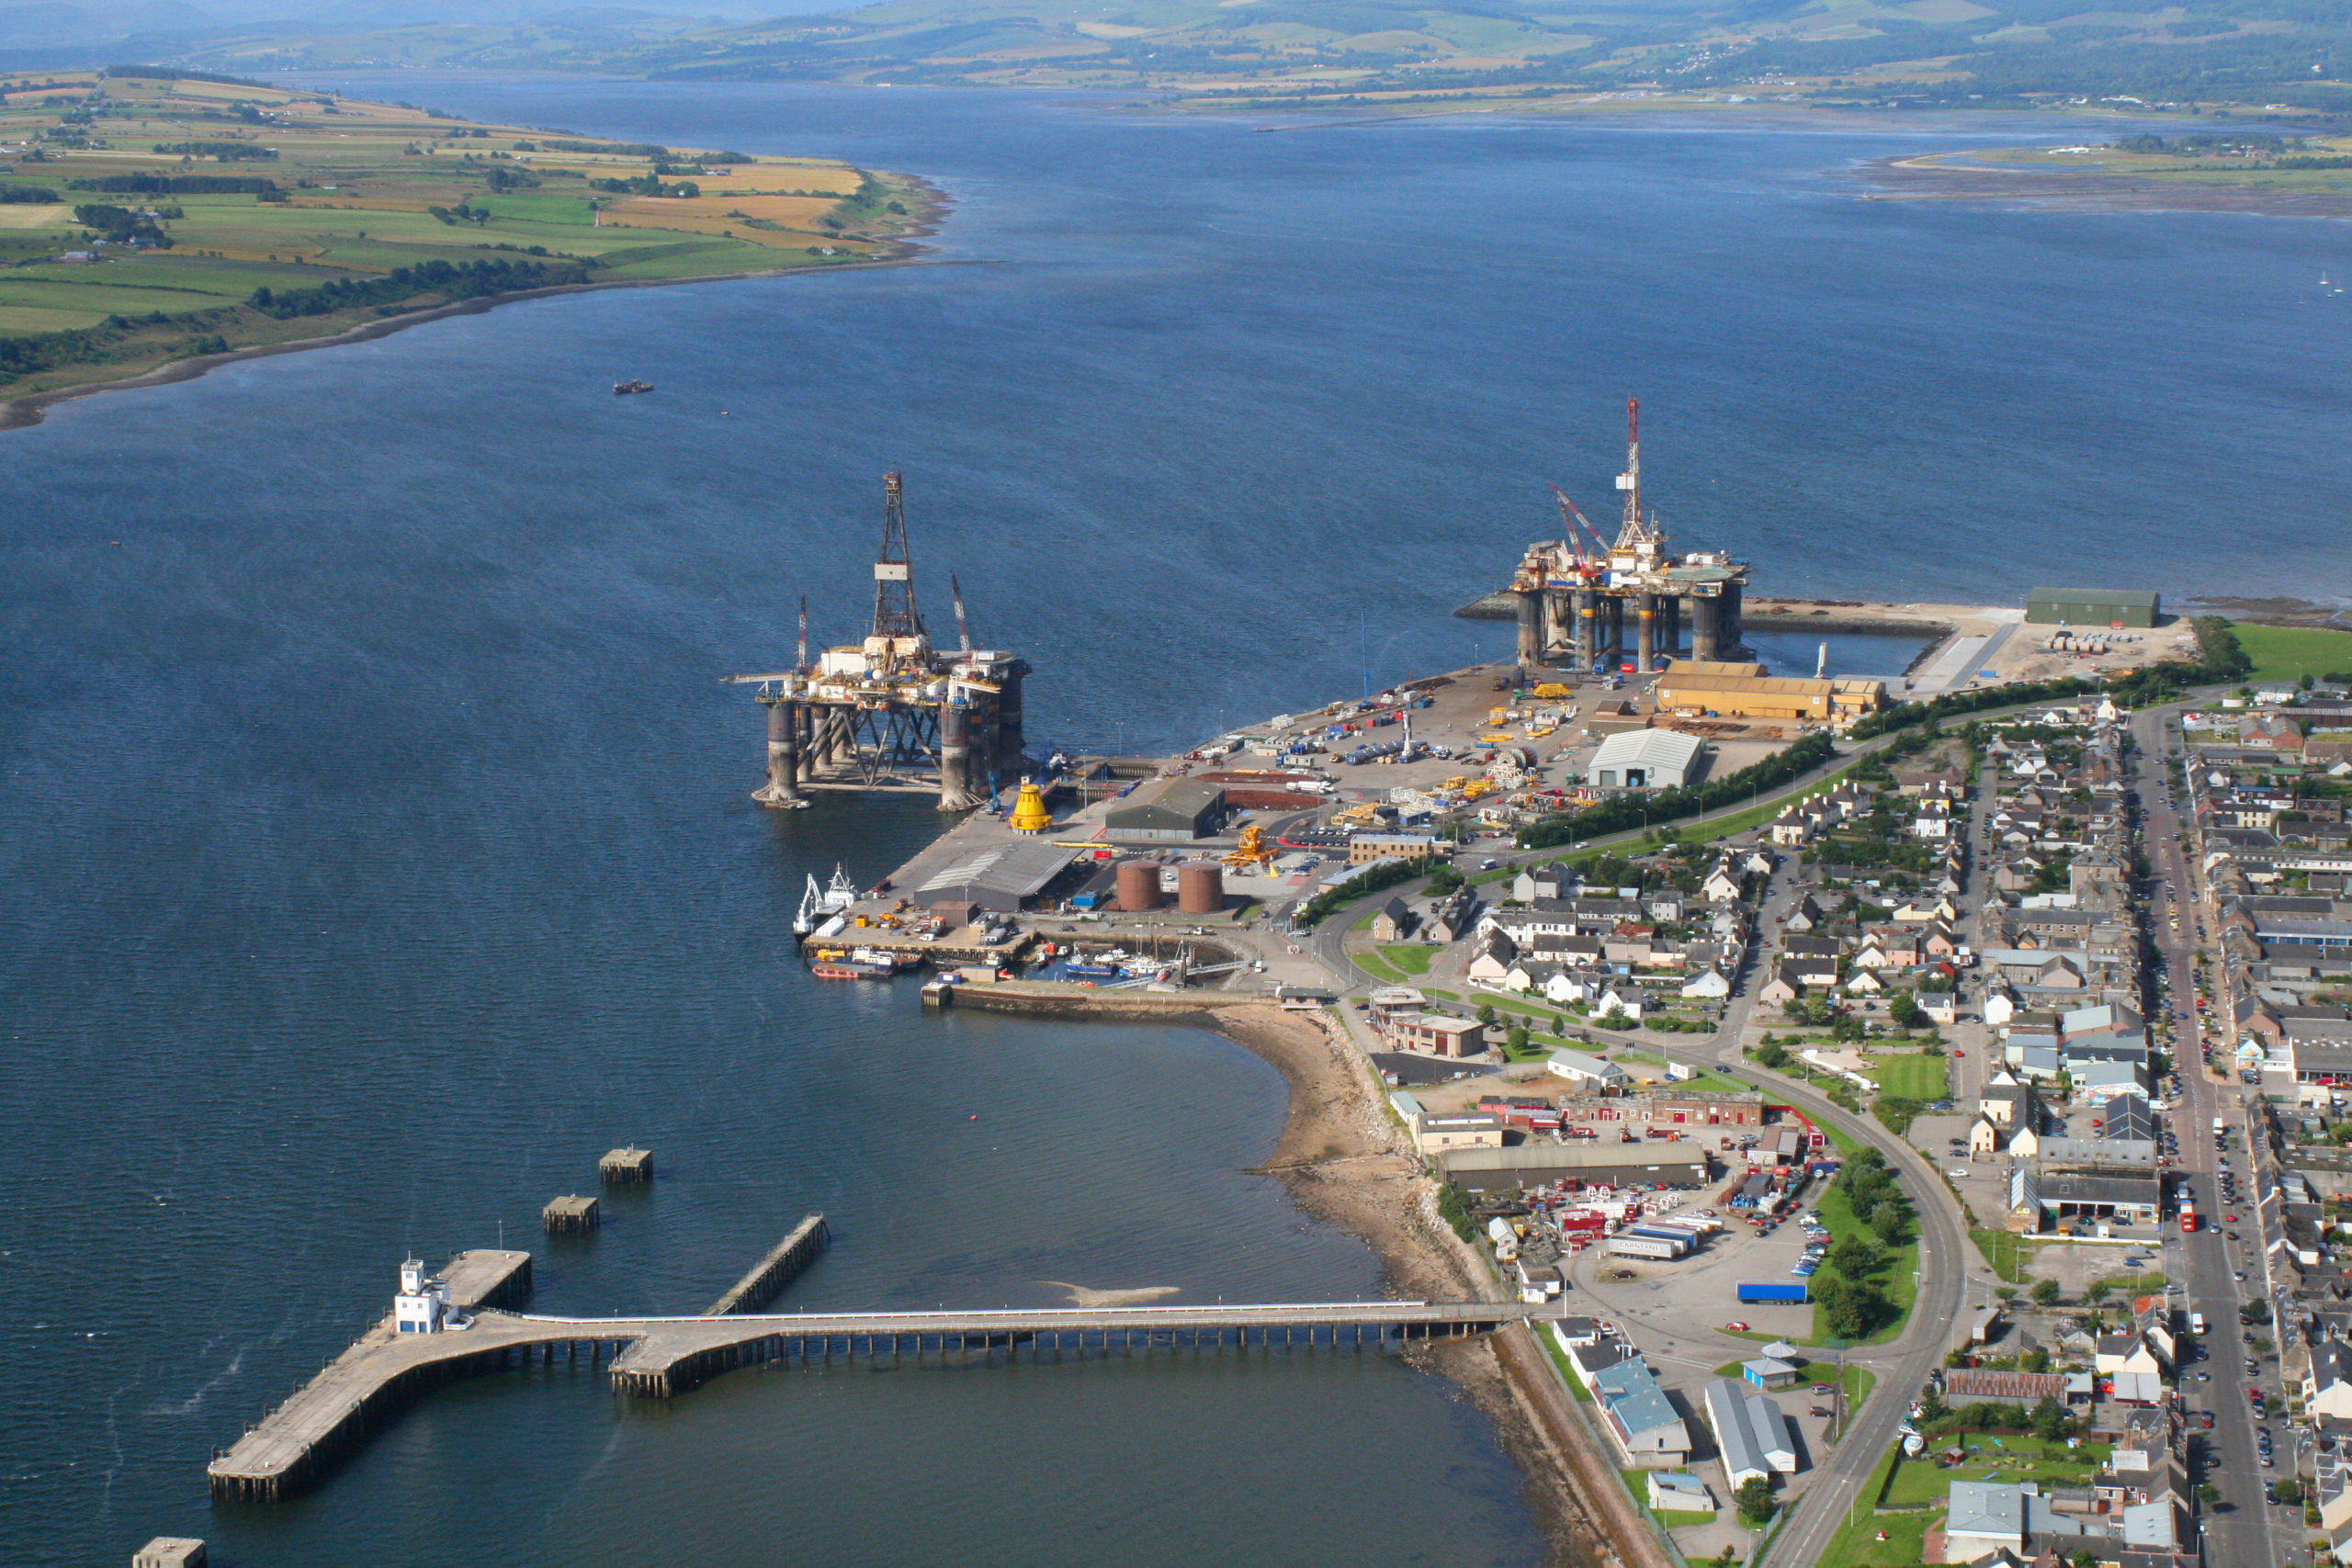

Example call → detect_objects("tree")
1476 1003 1498 1027
2070 1551 2098 1568
2030 1396 2071 1440
1870 1205 1906 1246
1506 1025 1530 1055
1596 1008 1633 1031
1888 991 1923 1029
1828 1235 1883 1280
1755 1042 1791 1070
1735 1476 1776 1525
2085 1280 2111 1304
2273 1477 2303 1505
2030 1278 2063 1306
1917 1384 1948 1422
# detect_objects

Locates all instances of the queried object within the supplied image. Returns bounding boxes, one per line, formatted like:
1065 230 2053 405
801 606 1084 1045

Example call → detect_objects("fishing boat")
793 864 862 935
614 378 655 395
1063 960 1122 980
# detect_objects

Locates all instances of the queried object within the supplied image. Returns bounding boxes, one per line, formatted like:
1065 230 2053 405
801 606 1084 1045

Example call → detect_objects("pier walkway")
209 1264 1545 1501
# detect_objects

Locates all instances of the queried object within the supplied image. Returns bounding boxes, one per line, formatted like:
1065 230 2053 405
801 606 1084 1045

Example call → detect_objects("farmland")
0 69 932 401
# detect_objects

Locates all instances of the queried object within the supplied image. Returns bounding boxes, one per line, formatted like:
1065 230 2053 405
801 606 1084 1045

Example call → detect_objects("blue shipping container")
1737 1281 1811 1303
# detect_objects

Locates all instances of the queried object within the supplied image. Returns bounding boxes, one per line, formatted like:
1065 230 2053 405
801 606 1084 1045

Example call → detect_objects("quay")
207 1250 531 1502
209 1280 1543 1501
705 1213 830 1314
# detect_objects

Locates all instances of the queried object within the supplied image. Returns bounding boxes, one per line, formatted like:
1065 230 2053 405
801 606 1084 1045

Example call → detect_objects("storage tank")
1114 859 1164 912
1176 862 1225 914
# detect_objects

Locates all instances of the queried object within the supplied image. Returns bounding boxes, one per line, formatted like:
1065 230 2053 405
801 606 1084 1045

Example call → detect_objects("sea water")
0 81 2345 1566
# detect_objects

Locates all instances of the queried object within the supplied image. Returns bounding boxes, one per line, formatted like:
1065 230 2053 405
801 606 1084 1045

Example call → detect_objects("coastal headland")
0 70 939 416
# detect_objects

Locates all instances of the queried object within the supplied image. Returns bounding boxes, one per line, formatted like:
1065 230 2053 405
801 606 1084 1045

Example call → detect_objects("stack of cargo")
1607 1230 1689 1260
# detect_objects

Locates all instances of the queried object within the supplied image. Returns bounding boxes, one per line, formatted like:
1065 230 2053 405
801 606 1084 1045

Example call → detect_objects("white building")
394 1257 453 1334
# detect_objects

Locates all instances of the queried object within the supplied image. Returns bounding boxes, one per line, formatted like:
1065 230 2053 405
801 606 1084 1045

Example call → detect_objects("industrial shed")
1103 778 1227 842
910 841 1080 912
1437 1143 1710 1195
2026 588 2160 627
1585 729 1704 791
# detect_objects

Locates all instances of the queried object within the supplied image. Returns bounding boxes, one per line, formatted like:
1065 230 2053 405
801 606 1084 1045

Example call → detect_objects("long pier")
705 1213 829 1315
209 1277 1543 1501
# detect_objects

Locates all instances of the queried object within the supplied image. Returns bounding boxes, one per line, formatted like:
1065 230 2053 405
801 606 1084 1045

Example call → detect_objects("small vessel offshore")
613 379 654 395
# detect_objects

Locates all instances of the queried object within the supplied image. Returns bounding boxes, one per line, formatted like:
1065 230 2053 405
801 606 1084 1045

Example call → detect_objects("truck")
1737 1280 1811 1304
1607 1235 1686 1261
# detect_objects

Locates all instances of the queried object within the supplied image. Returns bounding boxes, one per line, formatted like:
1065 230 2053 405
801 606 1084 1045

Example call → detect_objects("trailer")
1736 1280 1810 1303
1608 1235 1687 1261
1628 1224 1703 1251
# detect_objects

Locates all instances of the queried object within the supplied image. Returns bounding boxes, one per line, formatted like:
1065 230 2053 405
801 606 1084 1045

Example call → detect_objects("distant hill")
13 0 2350 112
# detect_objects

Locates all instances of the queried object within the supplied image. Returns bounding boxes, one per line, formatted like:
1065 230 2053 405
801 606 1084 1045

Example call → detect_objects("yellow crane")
1224 823 1277 872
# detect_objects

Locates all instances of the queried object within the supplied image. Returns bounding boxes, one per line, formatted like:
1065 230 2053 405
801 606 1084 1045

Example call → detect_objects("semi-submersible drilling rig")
725 472 1029 813
1511 399 1753 674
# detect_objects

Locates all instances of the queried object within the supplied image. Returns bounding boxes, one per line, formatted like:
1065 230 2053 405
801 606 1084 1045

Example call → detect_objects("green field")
1378 944 1434 976
0 72 928 398
2230 622 2352 685
1871 1053 1950 1101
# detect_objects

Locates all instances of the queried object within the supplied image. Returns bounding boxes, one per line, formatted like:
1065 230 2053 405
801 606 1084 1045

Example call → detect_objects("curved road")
1282 683 2224 1564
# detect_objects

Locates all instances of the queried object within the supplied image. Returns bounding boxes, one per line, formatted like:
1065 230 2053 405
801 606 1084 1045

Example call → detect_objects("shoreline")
1856 151 2352 220
952 986 1630 1568
0 175 958 435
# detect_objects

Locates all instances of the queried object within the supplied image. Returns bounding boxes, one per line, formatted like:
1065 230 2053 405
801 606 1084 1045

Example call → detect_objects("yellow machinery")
1008 776 1052 834
1224 823 1277 872
1532 682 1571 699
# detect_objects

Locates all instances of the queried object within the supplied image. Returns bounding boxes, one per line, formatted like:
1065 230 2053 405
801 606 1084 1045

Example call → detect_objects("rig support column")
1514 589 1543 667
795 704 818 786
1661 596 1680 663
1577 591 1598 673
1720 581 1744 656
937 702 983 812
1605 597 1623 671
998 664 1027 768
1636 593 1656 674
755 698 804 807
1691 595 1721 663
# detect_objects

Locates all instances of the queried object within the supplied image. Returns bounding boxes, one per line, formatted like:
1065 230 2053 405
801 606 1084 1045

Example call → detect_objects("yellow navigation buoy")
1008 776 1051 835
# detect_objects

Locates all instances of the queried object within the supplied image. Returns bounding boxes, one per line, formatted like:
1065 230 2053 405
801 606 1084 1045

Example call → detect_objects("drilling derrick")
726 471 1030 813
1509 397 1749 678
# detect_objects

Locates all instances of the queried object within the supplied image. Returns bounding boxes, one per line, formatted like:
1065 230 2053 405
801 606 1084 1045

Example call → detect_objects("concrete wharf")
209 1277 1541 1501
705 1213 829 1315
599 1147 654 1184
207 1250 531 1502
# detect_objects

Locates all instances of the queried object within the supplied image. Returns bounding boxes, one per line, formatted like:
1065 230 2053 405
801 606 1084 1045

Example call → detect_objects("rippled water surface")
1 78 2346 1567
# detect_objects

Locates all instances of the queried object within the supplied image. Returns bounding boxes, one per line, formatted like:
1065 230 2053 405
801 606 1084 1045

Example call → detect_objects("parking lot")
1565 1179 1865 1540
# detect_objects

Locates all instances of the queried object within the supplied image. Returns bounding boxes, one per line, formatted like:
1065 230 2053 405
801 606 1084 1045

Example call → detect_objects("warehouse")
1103 778 1227 842
2025 588 2161 628
1652 662 1890 724
1585 728 1705 791
1703 1377 1797 1488
1437 1142 1710 1195
910 841 1082 912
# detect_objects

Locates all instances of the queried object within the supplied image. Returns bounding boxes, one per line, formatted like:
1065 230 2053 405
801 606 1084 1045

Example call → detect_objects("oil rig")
725 472 1030 813
1510 399 1751 675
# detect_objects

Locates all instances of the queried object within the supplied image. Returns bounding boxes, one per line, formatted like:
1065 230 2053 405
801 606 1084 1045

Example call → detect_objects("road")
1277 683 2224 1566
2133 703 2290 1563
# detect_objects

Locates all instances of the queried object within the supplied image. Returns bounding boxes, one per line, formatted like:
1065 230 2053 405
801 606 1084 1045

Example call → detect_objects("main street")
2133 704 2290 1568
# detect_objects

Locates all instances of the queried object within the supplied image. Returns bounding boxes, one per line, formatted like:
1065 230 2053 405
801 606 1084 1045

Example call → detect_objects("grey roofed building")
2099 1094 2156 1143
2033 1136 2156 1172
1585 728 1705 792
1102 777 1227 841
1702 1377 1796 1489
2031 1172 2163 1222
910 840 1081 911
1438 1143 1709 1196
